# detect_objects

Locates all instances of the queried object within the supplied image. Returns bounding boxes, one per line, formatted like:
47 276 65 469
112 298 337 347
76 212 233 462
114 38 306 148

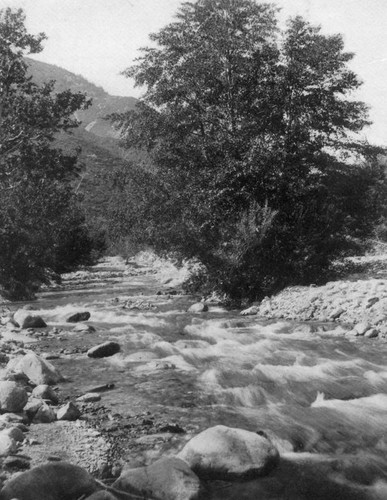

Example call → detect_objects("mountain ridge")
26 57 137 139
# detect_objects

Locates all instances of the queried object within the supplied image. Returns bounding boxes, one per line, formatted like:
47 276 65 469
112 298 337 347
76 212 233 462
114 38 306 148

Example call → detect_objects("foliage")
0 8 93 299
109 0 386 300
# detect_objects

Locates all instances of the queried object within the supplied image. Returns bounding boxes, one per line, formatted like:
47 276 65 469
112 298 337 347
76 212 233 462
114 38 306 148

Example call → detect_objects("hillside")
25 58 138 229
26 57 137 139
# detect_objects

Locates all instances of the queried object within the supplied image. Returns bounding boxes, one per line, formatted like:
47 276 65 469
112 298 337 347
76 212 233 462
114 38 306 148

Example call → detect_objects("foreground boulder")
113 457 201 500
9 352 64 386
0 462 99 500
0 381 28 413
177 425 279 480
0 461 144 500
67 311 91 323
87 342 120 359
13 310 47 329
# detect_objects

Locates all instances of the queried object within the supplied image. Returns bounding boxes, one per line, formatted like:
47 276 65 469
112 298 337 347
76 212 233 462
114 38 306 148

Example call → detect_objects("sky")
1 0 387 145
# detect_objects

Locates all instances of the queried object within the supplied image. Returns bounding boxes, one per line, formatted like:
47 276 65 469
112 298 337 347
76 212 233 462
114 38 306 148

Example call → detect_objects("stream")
18 255 387 499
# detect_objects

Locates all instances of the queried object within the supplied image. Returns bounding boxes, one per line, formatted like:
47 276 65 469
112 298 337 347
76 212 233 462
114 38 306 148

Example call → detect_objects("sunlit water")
22 257 387 499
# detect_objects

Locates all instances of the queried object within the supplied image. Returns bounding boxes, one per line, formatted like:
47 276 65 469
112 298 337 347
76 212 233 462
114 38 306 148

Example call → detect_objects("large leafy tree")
111 0 386 300
0 8 92 299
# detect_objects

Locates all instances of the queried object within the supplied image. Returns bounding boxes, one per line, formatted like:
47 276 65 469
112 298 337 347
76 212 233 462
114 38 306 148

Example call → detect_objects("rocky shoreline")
240 254 387 341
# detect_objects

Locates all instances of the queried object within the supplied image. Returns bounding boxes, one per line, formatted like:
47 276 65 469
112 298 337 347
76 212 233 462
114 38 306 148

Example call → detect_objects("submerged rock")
87 342 120 358
0 381 28 413
178 425 279 480
66 312 91 323
188 302 208 313
73 323 96 333
113 457 201 500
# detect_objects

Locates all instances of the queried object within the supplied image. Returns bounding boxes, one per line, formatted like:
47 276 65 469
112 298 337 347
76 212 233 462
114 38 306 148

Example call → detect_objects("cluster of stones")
0 425 280 500
0 307 125 470
0 351 88 458
241 278 387 340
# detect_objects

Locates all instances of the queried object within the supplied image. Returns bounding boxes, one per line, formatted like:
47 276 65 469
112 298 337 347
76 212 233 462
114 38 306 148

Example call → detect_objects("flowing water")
21 256 387 499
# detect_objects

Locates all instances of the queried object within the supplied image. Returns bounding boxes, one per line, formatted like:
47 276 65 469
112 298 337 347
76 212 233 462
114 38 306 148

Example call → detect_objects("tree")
110 0 386 301
0 8 92 299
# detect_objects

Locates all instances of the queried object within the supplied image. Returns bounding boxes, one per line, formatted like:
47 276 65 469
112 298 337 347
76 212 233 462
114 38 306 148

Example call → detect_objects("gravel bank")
248 277 387 339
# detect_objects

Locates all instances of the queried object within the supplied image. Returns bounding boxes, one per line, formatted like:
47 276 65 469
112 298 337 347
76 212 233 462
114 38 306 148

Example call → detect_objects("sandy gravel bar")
245 278 387 339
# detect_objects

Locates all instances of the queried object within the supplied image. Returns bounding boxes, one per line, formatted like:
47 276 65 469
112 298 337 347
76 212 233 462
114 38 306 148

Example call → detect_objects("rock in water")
177 425 279 480
11 353 64 385
66 312 91 323
73 323 96 333
0 381 28 413
13 310 47 329
87 342 120 358
0 462 99 500
240 306 259 316
113 457 202 500
188 302 208 313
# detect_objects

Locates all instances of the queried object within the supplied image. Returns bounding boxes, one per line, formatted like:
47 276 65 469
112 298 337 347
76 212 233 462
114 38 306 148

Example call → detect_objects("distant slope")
25 58 139 230
26 57 137 139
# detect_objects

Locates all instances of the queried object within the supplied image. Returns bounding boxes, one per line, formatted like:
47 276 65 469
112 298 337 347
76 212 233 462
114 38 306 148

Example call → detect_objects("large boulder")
177 425 279 480
0 462 100 500
9 353 64 385
0 381 28 413
13 310 46 329
87 342 120 359
66 312 91 323
113 457 201 500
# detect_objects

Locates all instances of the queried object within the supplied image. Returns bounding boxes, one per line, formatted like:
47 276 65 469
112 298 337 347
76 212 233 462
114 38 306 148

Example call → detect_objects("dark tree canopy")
0 8 93 299
109 0 386 300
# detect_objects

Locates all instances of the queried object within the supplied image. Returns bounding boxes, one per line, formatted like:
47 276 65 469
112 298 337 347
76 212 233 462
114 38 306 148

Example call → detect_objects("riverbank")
241 253 387 340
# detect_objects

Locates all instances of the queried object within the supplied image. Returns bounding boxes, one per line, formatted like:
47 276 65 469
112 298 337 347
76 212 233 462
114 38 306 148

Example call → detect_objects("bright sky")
1 0 387 145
